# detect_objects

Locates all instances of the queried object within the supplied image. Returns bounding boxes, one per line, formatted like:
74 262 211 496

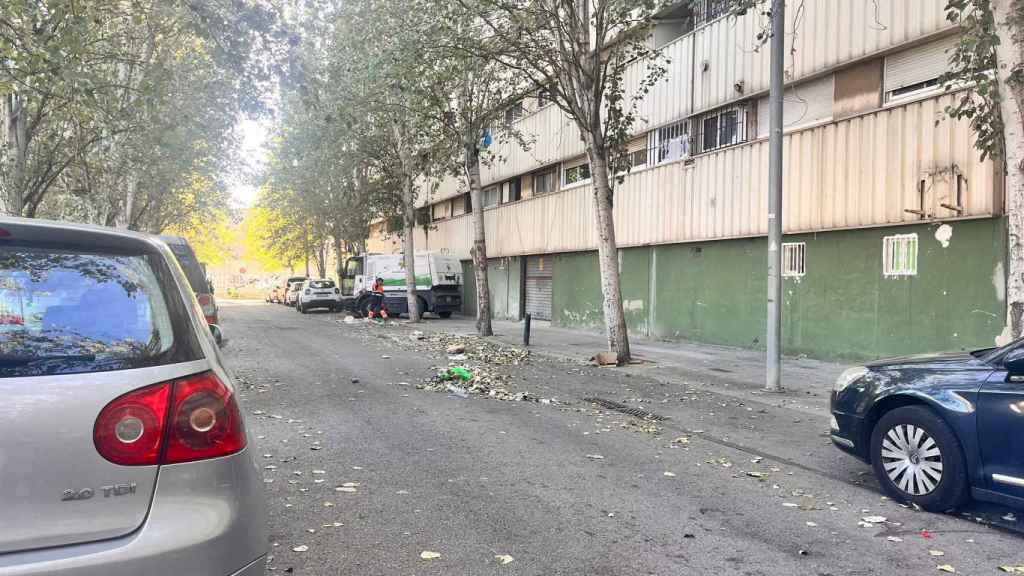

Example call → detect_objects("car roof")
0 216 165 253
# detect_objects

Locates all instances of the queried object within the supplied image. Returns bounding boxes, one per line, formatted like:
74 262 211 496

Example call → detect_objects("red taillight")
164 372 246 463
94 371 246 466
197 293 217 317
94 383 172 466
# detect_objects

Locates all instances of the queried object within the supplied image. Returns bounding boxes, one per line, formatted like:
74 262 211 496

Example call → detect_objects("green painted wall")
460 257 522 320
551 218 1006 361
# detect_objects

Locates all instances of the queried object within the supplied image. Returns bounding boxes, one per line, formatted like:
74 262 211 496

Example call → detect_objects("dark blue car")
831 342 1024 512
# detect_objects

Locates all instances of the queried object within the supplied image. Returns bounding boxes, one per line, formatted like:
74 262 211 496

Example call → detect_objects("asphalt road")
221 300 1024 576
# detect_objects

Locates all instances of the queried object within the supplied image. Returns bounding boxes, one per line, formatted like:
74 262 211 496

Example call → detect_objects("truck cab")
340 252 462 318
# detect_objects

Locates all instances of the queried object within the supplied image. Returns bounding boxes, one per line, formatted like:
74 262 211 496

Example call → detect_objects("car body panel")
0 217 265 575
829 346 1024 508
977 370 1024 499
0 449 267 576
158 236 218 325
0 360 210 554
298 280 340 310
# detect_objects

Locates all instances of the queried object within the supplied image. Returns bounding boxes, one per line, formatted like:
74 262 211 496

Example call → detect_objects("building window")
563 161 591 187
884 35 958 103
464 192 473 213
655 120 689 163
504 101 524 125
781 243 806 278
755 74 835 138
483 185 500 208
537 87 553 109
431 201 451 222
691 104 749 155
532 167 558 196
883 234 918 277
500 178 522 203
693 0 735 27
451 194 467 217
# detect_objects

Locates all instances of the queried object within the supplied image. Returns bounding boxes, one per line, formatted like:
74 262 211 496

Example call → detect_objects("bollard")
523 313 531 346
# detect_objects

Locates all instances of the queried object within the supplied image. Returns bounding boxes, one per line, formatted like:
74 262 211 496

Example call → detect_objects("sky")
229 117 271 208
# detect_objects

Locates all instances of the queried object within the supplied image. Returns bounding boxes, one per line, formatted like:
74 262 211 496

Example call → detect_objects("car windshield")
0 247 177 377
309 280 334 289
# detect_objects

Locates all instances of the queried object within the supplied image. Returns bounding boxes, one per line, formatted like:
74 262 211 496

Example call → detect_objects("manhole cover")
582 397 667 421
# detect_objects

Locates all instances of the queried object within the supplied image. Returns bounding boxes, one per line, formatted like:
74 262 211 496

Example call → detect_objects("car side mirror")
209 324 224 347
1005 348 1024 380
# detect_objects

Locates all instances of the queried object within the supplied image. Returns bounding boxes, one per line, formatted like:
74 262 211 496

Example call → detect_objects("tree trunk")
393 123 421 323
401 175 421 322
992 0 1024 343
304 224 311 277
315 240 327 278
588 143 631 364
465 141 493 335
333 234 344 282
115 180 136 229
1 94 27 216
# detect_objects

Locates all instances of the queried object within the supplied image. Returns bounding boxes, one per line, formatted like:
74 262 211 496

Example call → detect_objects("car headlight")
834 366 868 393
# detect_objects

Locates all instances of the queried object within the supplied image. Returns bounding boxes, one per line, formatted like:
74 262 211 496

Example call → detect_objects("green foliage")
942 0 1007 161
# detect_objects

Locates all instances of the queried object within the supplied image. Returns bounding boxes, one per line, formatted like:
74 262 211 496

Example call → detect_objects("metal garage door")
525 255 552 321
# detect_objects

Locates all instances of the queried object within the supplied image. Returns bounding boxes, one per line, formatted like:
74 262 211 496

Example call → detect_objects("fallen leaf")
929 550 945 557
494 554 514 565
335 486 357 493
999 566 1024 574
292 545 308 552
887 536 903 543
937 565 955 573
861 516 887 524
420 551 441 560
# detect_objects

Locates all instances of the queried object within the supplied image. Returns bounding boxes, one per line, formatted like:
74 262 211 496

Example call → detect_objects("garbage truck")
339 252 463 318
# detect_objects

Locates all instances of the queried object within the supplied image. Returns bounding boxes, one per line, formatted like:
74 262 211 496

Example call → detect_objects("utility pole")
765 0 785 392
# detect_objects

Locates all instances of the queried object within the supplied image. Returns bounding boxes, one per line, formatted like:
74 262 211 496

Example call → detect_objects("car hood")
866 351 988 371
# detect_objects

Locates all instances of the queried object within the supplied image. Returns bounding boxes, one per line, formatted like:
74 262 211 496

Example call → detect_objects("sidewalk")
414 314 852 415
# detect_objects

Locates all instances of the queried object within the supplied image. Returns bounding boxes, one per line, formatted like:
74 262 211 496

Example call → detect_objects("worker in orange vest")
367 277 388 319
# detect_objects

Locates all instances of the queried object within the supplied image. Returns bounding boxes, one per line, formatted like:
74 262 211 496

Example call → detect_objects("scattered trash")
446 344 466 355
335 486 357 493
420 551 441 560
343 316 357 324
861 516 887 524
381 355 391 359
585 454 605 460
292 545 308 553
591 351 618 366
350 378 360 384
999 566 1024 574
929 550 945 557
1003 512 1018 522
936 565 955 573
672 436 690 445
410 331 425 341
782 502 799 508
445 367 473 381
494 554 514 565
446 383 469 398
663 471 676 477
805 521 818 527
921 530 933 539
887 536 903 543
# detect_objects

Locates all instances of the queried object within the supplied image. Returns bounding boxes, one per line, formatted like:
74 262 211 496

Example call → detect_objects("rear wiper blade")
0 354 97 366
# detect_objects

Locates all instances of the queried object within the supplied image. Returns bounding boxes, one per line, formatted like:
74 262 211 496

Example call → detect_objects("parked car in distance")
283 276 306 306
159 235 218 326
831 342 1024 512
0 217 266 576
266 286 281 303
297 279 341 313
285 280 305 307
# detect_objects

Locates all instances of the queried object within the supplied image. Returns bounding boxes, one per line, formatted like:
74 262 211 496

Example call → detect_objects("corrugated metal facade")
418 92 997 259
418 0 956 203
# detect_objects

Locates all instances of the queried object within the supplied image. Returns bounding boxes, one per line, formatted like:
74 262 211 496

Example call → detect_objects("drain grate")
582 397 667 421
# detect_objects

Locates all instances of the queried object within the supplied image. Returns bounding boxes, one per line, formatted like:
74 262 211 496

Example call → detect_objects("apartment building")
369 0 1007 361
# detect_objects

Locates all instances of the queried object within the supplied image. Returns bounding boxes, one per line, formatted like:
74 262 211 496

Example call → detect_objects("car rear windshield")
0 246 200 377
309 280 335 289
166 243 209 295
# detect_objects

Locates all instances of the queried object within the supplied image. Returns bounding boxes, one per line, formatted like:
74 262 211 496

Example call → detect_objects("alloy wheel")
880 424 943 496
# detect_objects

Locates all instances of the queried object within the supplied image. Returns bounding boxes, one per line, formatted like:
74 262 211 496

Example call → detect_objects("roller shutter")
525 255 552 321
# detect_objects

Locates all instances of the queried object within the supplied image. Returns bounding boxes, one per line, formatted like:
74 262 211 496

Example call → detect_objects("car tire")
869 405 969 512
298 303 306 314
438 311 452 319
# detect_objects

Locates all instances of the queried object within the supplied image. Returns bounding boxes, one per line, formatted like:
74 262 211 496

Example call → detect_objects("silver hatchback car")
0 218 266 576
